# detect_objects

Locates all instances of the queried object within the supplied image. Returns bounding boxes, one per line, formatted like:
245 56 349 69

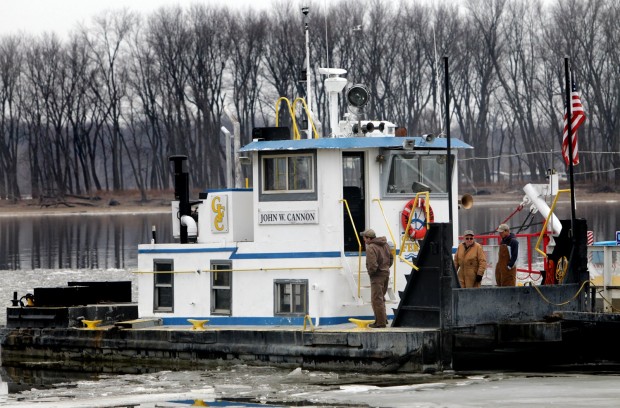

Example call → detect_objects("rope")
555 256 569 283
516 208 537 234
526 280 590 306
480 221 547 236
501 204 523 225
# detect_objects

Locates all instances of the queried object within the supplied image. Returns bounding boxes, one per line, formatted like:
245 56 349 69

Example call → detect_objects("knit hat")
360 229 376 238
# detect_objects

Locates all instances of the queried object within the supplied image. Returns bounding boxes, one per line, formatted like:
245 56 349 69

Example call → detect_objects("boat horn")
459 193 474 209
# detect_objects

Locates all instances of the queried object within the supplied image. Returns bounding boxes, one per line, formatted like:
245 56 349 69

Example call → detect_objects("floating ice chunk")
338 385 380 393
287 367 303 376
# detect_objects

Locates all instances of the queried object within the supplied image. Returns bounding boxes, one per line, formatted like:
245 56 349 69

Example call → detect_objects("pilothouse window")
385 153 452 196
259 151 317 201
263 154 313 192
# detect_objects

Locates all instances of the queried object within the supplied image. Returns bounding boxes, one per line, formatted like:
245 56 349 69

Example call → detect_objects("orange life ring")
401 198 434 240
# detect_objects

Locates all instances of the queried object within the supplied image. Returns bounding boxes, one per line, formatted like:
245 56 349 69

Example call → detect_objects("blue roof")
239 136 472 152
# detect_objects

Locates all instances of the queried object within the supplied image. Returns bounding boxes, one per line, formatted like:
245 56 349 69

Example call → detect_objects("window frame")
211 260 232 316
381 151 453 199
153 259 174 313
274 279 309 316
259 150 317 202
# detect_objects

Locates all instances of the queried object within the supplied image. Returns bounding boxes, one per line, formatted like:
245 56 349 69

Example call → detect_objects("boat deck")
0 322 443 373
103 321 432 333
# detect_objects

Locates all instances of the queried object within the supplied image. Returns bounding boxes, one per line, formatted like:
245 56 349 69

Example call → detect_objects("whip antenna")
433 26 443 136
324 0 329 68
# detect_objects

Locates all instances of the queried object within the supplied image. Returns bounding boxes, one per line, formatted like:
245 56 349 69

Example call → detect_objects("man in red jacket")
361 229 393 328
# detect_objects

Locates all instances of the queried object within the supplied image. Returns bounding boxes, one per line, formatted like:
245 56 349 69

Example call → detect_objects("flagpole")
445 56 453 225
564 57 577 232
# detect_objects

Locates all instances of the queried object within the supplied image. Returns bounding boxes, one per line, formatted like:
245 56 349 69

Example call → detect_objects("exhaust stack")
169 155 196 243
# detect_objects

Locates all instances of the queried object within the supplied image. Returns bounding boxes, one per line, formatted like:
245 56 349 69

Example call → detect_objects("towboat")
136 68 471 326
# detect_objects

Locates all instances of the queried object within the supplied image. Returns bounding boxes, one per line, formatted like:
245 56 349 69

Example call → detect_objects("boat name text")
259 210 318 225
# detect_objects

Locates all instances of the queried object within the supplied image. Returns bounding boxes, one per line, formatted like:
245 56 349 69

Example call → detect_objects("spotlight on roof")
347 84 370 109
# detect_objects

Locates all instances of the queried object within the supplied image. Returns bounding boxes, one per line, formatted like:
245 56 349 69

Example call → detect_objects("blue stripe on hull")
139 247 236 254
162 315 393 326
230 251 340 259
139 247 341 259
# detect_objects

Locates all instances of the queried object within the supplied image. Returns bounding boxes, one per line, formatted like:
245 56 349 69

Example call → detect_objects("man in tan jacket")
454 229 487 288
361 229 393 328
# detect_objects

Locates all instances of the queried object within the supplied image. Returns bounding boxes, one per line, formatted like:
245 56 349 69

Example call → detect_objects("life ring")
401 198 434 240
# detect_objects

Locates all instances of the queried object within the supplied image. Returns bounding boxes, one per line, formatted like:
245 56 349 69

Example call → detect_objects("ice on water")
3 367 620 407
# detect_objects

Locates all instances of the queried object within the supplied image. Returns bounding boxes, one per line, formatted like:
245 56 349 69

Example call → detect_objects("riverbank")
0 190 171 217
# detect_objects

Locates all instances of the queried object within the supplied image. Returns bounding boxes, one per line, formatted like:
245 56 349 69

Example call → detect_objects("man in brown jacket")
496 223 518 286
454 229 487 288
361 229 393 328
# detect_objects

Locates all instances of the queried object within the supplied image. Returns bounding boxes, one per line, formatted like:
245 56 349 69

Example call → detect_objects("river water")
1 201 620 406
1 199 617 271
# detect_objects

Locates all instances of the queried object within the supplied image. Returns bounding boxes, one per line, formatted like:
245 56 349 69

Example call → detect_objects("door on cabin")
342 152 366 251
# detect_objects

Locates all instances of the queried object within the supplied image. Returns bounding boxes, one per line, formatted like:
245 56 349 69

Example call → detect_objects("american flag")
562 82 586 166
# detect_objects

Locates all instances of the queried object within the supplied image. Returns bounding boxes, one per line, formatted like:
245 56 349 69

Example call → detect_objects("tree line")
0 0 618 202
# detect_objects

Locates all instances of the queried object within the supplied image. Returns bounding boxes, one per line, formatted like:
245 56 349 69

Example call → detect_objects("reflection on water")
0 202 618 271
0 213 171 270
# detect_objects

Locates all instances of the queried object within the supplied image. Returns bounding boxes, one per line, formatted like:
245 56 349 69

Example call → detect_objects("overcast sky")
0 0 275 38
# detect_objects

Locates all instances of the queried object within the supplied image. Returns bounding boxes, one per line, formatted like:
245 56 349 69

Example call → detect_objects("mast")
302 6 312 138
445 56 453 225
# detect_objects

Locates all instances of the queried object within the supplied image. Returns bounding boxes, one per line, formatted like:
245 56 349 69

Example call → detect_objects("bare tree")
262 2 305 125
63 34 103 195
83 9 136 191
0 36 23 200
456 0 505 186
353 0 399 120
493 0 551 181
391 2 439 135
185 5 231 188
126 17 168 191
21 34 75 199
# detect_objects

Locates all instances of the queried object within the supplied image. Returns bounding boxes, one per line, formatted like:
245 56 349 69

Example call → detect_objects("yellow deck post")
348 318 375 329
187 319 209 330
82 320 102 329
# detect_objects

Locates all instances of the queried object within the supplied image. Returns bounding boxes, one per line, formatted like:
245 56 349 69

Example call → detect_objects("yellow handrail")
398 191 431 271
340 198 363 298
132 266 343 274
275 97 301 140
372 198 398 290
535 189 571 257
293 97 320 139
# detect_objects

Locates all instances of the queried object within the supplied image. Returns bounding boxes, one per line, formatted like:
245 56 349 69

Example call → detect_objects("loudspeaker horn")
459 193 474 209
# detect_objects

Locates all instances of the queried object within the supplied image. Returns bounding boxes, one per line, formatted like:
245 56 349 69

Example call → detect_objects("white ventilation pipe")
223 106 242 188
181 215 198 239
221 126 232 189
319 68 347 137
523 183 562 236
